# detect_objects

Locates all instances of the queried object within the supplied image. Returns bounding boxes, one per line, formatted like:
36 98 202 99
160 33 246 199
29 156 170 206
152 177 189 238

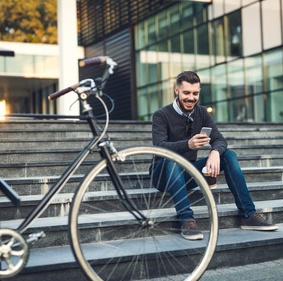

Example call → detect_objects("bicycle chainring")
0 228 29 278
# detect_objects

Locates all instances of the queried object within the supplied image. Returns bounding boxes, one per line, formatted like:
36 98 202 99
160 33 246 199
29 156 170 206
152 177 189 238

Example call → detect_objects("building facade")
0 0 83 117
78 0 283 123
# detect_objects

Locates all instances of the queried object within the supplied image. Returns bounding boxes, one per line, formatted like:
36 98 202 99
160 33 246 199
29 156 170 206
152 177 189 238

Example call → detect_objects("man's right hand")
188 133 210 150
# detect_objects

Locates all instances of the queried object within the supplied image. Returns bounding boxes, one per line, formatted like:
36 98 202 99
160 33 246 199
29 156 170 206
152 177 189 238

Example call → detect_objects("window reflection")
227 10 242 59
214 18 225 64
135 1 283 122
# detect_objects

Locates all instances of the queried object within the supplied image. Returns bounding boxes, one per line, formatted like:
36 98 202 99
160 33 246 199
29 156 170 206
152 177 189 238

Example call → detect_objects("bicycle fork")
99 143 153 228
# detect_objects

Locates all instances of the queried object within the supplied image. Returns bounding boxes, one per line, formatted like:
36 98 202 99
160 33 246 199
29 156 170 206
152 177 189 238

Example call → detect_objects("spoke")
4 256 15 271
7 237 15 248
10 249 25 257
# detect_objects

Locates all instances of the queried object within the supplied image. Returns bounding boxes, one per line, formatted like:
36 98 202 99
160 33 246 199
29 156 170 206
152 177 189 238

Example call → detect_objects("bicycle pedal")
27 231 46 244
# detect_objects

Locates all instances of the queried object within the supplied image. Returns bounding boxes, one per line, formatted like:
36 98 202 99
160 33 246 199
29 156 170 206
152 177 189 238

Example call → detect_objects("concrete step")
0 145 282 168
0 151 282 180
0 119 153 130
1 136 282 152
1 198 282 249
1 165 282 195
1 182 283 221
0 121 282 150
5 221 283 281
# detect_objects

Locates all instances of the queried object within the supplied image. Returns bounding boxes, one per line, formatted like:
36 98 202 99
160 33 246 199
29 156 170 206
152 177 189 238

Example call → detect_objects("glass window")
157 41 170 81
209 22 215 65
262 0 282 50
227 10 242 59
161 80 175 106
182 2 194 29
211 64 228 122
264 48 283 92
137 87 149 120
148 48 158 84
198 68 211 106
170 34 181 53
196 3 208 25
263 48 283 122
245 55 263 94
158 39 168 53
268 90 283 122
242 2 262 56
135 22 146 49
0 57 4 72
169 5 180 35
228 59 246 121
196 24 210 69
136 52 147 87
158 11 167 40
183 30 194 54
196 24 209 55
147 17 156 46
245 54 263 121
214 18 226 64
6 55 33 74
170 52 182 77
148 84 159 118
158 52 170 81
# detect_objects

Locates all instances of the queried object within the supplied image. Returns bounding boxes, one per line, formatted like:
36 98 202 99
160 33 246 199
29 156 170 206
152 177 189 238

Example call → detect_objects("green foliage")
0 0 57 44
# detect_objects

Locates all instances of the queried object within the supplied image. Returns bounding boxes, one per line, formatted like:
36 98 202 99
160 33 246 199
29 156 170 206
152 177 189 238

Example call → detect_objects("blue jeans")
152 149 256 224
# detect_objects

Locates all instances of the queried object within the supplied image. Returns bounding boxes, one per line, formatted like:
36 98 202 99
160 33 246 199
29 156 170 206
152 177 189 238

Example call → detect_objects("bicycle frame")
5 90 145 237
12 110 101 234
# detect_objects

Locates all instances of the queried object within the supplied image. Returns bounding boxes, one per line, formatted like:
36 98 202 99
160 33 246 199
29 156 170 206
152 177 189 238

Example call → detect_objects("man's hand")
188 133 210 150
205 150 220 177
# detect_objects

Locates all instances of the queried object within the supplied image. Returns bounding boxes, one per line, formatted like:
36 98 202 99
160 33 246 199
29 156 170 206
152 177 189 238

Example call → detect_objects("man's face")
174 81 200 114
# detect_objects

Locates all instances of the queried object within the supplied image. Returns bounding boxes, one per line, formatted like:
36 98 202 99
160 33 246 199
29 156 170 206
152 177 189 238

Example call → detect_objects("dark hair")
176 71 201 85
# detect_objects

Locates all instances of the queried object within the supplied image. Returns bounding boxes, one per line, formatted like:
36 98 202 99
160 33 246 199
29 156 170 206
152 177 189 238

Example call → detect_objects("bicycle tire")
69 146 218 281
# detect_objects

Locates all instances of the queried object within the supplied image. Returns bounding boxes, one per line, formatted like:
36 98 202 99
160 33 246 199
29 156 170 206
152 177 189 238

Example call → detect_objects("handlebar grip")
79 56 109 67
48 83 80 100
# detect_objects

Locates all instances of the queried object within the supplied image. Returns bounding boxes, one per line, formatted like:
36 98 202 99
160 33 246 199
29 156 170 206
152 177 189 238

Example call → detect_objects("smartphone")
200 127 212 137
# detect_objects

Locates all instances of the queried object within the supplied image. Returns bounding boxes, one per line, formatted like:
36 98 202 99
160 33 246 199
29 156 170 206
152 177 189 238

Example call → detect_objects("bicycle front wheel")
69 146 218 281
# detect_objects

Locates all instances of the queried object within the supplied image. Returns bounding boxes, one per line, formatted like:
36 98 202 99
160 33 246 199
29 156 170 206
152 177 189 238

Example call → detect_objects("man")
151 71 278 240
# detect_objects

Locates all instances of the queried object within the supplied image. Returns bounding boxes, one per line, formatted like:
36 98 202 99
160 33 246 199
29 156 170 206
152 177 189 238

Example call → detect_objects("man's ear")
174 86 178 96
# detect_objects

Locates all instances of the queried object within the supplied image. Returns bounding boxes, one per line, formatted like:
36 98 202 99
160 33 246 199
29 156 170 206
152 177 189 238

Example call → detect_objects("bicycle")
0 56 218 281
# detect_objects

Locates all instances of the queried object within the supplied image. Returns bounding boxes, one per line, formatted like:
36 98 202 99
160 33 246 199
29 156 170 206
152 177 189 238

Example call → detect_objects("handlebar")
79 56 109 67
48 82 81 100
48 56 117 100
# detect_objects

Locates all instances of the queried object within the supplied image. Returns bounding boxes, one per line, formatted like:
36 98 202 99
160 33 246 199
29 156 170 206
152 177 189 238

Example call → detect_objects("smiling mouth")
184 101 195 106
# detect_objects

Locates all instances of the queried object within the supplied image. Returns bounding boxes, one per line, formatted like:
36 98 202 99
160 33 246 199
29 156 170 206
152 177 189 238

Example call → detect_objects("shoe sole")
181 233 204 240
241 225 278 231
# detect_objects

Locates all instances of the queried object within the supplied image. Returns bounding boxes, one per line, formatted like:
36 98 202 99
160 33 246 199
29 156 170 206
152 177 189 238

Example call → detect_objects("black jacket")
152 103 227 162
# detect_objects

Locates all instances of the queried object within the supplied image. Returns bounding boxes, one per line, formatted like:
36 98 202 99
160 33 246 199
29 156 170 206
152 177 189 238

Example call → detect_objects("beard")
178 97 198 114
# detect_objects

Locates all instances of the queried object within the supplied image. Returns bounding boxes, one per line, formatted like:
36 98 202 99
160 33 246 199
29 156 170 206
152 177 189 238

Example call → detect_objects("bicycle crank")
0 228 29 278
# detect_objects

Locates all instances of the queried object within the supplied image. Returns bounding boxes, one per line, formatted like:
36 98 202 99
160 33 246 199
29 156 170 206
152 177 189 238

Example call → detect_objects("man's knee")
222 149 237 160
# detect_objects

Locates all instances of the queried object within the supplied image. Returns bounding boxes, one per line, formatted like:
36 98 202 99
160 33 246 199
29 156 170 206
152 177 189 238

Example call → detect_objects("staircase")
0 119 283 281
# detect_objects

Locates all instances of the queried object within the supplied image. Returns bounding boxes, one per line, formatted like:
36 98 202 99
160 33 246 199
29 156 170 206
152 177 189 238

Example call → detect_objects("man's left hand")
205 150 220 177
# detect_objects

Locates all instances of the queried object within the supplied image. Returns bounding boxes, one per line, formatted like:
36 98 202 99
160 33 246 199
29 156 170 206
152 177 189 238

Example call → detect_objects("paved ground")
200 259 283 281
139 258 283 281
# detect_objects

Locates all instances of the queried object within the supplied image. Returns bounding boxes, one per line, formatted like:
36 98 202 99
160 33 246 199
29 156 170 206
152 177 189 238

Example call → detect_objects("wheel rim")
70 146 218 281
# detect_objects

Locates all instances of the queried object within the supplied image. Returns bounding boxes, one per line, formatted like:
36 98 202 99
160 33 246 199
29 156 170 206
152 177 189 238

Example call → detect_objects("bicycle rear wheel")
69 146 218 281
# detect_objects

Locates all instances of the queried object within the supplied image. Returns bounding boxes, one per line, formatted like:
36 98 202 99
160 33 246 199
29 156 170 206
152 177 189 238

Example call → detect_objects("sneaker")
181 219 204 240
240 214 278 231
